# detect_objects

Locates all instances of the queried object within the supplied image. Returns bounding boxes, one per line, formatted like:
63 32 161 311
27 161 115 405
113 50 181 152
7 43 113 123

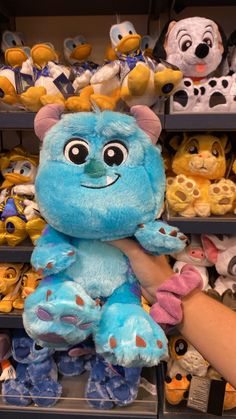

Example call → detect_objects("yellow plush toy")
166 133 236 217
0 263 24 312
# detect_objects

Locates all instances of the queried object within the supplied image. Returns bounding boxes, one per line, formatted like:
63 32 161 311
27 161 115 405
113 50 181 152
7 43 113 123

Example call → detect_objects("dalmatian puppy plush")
153 17 232 113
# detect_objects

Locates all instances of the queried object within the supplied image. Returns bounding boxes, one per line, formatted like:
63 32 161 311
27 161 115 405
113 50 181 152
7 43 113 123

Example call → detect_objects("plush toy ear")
201 235 219 264
169 134 182 151
153 20 176 62
228 29 236 47
34 104 64 141
220 134 231 153
130 105 162 144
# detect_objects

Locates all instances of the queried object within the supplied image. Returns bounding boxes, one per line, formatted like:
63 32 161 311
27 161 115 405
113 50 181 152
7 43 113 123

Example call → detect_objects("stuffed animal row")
0 146 46 246
153 16 236 114
0 26 183 113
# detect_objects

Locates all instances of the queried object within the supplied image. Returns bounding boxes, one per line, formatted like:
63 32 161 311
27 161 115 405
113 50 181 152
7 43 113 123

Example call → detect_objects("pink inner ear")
201 236 218 264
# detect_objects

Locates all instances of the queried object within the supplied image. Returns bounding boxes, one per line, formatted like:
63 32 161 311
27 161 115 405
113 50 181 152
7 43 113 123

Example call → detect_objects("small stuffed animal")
0 30 31 109
0 330 16 381
64 35 99 91
165 335 209 405
0 263 24 312
0 146 46 246
172 234 213 290
202 235 236 300
166 132 236 217
23 104 187 373
2 329 62 407
153 17 232 113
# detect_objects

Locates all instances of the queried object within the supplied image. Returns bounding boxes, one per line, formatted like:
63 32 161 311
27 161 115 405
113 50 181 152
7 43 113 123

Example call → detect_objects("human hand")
109 238 173 304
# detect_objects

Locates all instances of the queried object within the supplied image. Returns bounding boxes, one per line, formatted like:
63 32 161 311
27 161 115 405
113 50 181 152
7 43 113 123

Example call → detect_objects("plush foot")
65 95 92 112
209 179 236 215
23 276 101 348
154 68 183 96
20 86 46 112
30 379 62 407
0 76 19 104
166 175 200 215
127 64 150 96
26 217 46 245
134 220 187 255
4 216 28 247
165 374 191 405
40 93 65 107
95 304 167 367
91 94 117 110
0 300 13 313
13 298 24 310
2 380 31 406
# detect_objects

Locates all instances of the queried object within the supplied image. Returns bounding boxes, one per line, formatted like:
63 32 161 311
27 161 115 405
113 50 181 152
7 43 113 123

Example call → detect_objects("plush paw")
165 374 191 405
166 175 200 215
170 78 199 113
40 93 65 107
31 243 77 276
135 220 187 255
90 94 117 110
65 95 92 112
95 304 168 367
30 379 62 407
127 63 150 96
209 179 236 215
2 380 31 406
20 86 46 112
23 276 101 349
198 77 232 113
154 67 183 96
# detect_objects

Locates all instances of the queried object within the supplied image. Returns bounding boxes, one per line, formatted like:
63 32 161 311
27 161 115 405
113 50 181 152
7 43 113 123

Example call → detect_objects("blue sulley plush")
23 104 187 373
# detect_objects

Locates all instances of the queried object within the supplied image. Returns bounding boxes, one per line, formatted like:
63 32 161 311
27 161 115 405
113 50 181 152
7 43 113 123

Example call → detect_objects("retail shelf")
0 310 23 328
0 112 35 130
172 0 236 14
165 211 236 234
164 113 236 131
162 403 236 418
0 239 33 263
0 0 157 18
0 374 158 419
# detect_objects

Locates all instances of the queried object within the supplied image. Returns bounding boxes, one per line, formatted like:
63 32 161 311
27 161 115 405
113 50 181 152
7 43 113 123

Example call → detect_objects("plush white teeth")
106 176 114 185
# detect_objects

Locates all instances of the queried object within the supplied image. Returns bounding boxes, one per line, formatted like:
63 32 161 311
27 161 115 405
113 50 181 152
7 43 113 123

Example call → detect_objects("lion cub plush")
166 133 236 217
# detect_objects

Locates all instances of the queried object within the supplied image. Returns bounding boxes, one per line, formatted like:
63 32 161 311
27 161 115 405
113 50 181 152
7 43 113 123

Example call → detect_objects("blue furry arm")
31 224 77 276
134 220 187 255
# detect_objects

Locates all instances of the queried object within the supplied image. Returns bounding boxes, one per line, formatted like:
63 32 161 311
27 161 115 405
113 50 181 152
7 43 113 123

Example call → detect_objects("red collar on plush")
188 76 207 84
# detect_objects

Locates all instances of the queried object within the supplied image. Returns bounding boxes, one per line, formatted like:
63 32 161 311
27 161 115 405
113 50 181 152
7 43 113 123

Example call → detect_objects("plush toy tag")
15 72 34 94
53 73 75 97
187 376 226 416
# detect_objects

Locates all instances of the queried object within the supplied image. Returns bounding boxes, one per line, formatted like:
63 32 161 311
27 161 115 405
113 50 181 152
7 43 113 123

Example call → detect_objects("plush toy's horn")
34 104 65 141
130 105 162 144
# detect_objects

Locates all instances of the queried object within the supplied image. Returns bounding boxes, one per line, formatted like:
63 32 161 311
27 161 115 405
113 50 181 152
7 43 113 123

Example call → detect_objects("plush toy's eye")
179 35 192 52
211 142 221 157
188 145 198 154
19 162 31 176
203 37 213 48
103 141 128 166
129 30 133 35
228 256 236 276
5 268 16 279
34 343 43 351
175 339 188 356
64 139 89 165
118 34 123 40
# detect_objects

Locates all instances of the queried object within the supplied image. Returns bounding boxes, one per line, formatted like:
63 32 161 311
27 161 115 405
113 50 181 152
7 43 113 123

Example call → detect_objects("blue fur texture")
2 330 62 407
23 109 186 369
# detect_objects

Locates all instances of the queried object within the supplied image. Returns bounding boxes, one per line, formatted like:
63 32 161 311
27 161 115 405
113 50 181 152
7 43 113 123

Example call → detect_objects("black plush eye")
64 139 89 165
188 145 198 154
228 256 236 276
12 40 16 46
181 39 192 52
203 37 213 48
118 34 123 40
175 339 188 356
129 30 133 35
35 343 43 351
103 141 128 166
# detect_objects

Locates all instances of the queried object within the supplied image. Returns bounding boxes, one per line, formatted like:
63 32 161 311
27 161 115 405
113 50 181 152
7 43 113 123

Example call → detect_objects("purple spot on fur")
130 283 141 299
61 315 78 325
39 333 67 343
41 226 49 236
36 307 53 321
78 322 93 330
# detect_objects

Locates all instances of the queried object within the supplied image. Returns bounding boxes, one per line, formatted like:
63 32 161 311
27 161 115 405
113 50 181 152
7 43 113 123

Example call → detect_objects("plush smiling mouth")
81 173 120 189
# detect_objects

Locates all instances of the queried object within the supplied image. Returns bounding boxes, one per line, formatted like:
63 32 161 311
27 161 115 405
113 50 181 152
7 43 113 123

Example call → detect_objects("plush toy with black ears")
23 104 187 377
153 17 233 113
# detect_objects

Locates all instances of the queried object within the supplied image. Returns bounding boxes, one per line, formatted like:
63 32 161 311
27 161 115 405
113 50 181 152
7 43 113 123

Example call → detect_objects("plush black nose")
195 43 209 59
